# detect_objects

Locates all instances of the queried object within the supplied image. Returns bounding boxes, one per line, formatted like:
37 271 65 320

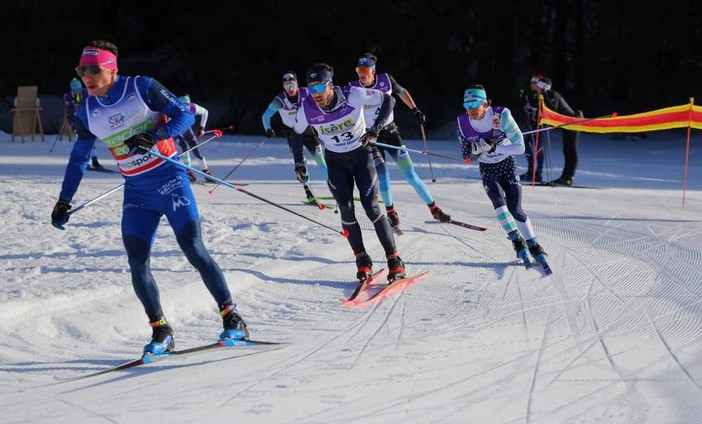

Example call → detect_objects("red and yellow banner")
539 98 702 133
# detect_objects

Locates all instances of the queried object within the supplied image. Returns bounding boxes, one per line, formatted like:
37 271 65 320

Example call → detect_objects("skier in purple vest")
347 53 450 229
262 71 328 202
456 84 548 264
293 63 406 283
63 78 103 170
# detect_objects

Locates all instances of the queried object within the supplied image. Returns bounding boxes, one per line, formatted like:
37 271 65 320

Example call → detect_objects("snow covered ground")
1 128 701 423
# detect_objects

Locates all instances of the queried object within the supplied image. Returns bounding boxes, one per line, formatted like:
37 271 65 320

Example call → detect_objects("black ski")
55 339 283 383
426 219 487 232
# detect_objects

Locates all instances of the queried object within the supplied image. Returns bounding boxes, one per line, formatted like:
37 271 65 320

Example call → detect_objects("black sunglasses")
75 65 103 77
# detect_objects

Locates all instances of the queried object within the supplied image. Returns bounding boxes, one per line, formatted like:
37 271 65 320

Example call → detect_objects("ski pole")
68 131 223 216
203 125 235 135
419 124 437 183
523 112 618 135
149 150 348 237
50 119 68 152
374 141 460 161
208 138 267 194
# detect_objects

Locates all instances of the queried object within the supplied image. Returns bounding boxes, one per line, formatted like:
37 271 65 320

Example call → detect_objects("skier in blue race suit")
50 40 248 355
456 84 548 264
293 63 406 283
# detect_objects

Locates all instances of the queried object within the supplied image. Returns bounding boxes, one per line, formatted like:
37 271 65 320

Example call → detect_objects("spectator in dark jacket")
530 75 582 187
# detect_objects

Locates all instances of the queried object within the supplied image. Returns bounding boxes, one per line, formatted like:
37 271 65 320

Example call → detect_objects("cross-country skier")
347 53 450 229
51 40 249 355
293 63 406 283
262 71 329 202
175 94 212 183
456 84 548 265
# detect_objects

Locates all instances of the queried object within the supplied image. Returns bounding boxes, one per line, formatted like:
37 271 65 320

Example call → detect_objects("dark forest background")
2 0 701 137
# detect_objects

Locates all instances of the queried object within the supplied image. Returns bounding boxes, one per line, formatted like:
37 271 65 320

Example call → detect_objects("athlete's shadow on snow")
52 351 266 393
553 215 699 224
231 259 364 290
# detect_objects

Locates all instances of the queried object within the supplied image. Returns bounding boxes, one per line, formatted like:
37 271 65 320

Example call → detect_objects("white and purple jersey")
293 86 384 153
186 102 209 129
275 88 309 128
456 106 525 164
347 73 395 130
83 76 178 176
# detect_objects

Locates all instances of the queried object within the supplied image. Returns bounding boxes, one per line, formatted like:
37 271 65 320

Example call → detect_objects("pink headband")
79 47 118 71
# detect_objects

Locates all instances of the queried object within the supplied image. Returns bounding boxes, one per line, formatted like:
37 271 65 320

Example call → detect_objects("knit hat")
70 78 82 92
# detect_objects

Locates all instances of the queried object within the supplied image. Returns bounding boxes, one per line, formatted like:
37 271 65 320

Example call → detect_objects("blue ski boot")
219 301 249 341
144 317 175 355
508 230 531 268
527 238 548 262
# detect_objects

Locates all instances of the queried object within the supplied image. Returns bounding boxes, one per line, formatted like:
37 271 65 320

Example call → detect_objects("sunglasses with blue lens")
308 82 329 94
463 100 484 109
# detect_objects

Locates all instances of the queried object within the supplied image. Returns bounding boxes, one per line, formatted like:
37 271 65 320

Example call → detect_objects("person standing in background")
518 77 543 182
529 75 582 187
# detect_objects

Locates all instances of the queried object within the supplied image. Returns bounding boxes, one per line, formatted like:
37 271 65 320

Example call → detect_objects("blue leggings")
122 167 230 320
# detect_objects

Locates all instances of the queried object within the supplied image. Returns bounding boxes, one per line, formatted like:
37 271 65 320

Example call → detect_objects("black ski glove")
294 162 309 183
360 127 379 147
411 107 426 125
51 198 72 230
125 132 157 155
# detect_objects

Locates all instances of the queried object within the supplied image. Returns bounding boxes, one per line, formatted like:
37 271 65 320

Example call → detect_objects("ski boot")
551 176 573 187
527 237 548 261
355 252 373 282
386 205 400 228
508 230 531 266
91 157 104 171
219 300 249 341
144 316 175 355
202 169 216 183
186 170 197 182
386 252 406 283
429 202 451 222
304 185 316 204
